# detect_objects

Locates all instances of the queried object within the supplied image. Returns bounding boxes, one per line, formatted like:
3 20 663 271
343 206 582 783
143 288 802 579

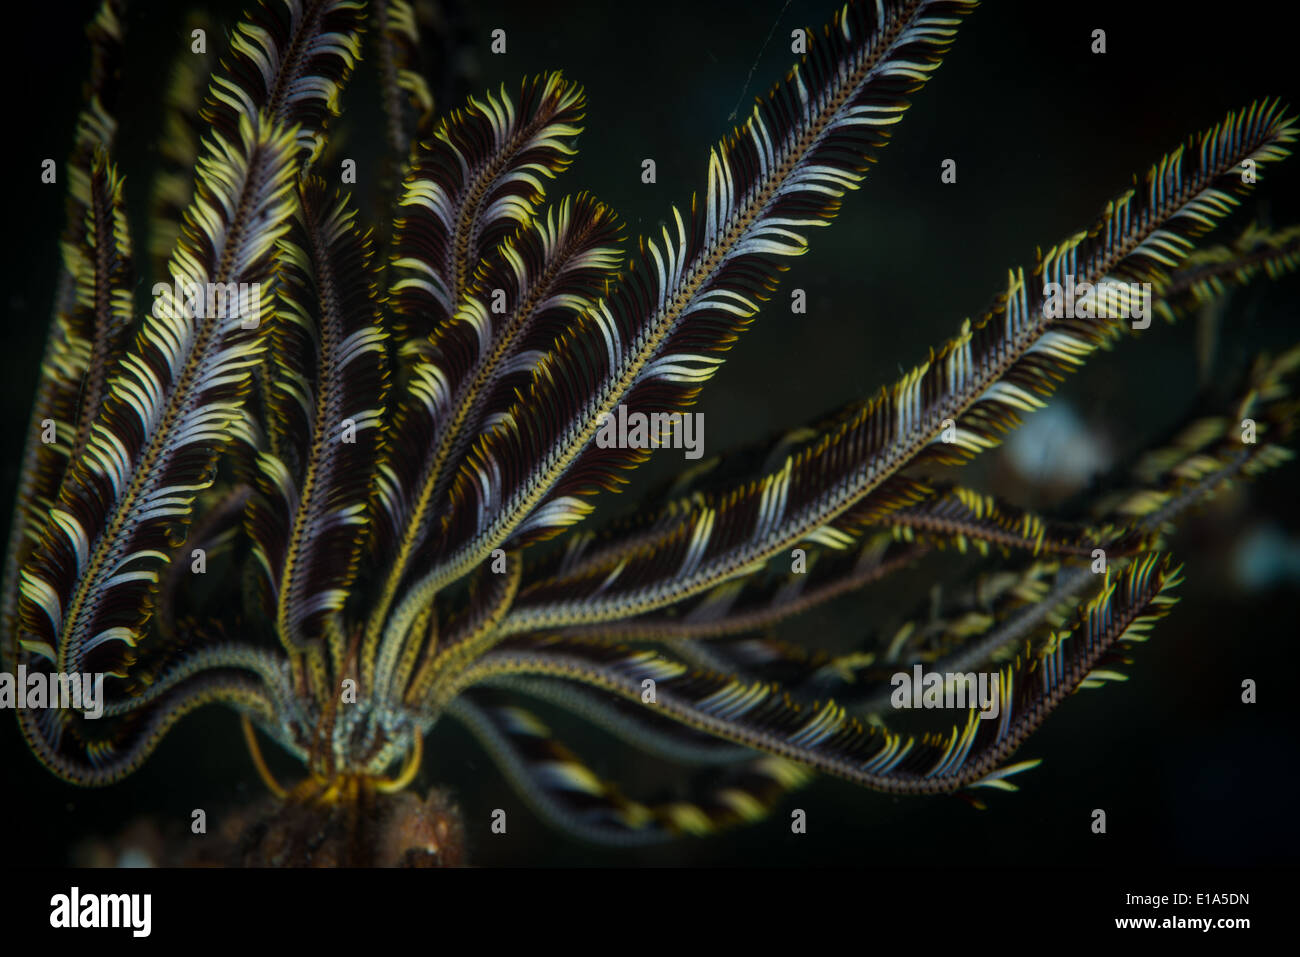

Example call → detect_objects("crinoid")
3 0 1298 867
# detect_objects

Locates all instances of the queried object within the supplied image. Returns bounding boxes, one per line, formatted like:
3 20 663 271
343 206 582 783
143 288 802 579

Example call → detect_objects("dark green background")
1 0 1297 867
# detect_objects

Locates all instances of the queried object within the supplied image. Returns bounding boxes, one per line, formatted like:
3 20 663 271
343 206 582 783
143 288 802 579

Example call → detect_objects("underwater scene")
1 0 1297 878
